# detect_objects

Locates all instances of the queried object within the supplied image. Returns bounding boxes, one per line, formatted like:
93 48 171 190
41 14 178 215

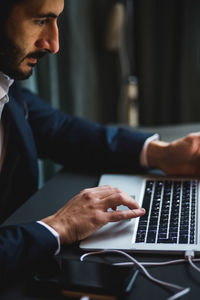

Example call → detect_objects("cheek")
16 33 39 55
7 20 39 51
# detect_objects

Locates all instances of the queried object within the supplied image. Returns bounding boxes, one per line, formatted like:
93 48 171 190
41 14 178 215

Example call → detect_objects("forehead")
11 0 64 17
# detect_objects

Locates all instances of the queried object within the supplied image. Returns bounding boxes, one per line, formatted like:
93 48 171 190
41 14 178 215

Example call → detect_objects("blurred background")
21 0 200 184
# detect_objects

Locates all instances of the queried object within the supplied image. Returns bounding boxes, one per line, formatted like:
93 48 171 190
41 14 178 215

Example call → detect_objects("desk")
2 123 200 300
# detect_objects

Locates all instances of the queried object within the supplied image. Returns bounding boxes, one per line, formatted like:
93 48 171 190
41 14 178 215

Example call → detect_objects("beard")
0 30 46 80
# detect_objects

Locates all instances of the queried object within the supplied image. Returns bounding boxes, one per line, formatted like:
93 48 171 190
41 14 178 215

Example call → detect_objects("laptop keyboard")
136 179 198 244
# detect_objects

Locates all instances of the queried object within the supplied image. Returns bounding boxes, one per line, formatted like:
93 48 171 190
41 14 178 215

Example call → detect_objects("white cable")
167 288 190 300
80 250 190 300
193 258 200 262
184 250 200 273
187 256 200 273
113 258 186 267
114 257 200 267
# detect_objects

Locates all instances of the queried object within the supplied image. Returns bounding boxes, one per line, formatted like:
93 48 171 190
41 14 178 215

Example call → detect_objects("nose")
35 23 59 54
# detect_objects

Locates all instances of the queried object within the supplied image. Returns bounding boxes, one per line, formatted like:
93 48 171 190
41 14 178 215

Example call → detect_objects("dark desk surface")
2 123 200 300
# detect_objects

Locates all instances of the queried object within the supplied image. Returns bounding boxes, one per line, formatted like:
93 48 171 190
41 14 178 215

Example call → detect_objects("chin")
9 69 33 80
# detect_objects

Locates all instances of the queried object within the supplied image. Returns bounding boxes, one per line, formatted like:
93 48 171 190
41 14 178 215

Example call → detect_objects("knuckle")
105 185 112 189
185 134 193 143
117 192 124 202
187 133 199 145
116 211 124 219
102 184 112 190
81 189 93 200
114 187 122 194
130 210 138 217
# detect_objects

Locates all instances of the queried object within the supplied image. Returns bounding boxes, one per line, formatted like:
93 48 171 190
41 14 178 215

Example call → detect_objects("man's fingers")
107 208 146 222
103 191 141 210
80 185 123 200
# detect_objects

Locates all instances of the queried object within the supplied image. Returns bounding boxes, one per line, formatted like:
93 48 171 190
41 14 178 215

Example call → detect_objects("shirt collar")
0 72 14 101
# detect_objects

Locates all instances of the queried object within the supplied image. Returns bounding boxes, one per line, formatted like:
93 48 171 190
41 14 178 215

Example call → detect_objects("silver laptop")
80 174 200 254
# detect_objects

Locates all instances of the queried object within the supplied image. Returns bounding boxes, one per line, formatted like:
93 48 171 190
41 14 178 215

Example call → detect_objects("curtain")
134 0 200 125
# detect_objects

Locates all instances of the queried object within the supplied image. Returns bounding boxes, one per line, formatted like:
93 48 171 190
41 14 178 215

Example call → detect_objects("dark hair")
1 0 25 25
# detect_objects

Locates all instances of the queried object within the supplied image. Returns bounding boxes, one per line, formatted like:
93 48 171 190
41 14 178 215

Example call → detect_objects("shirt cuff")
140 134 160 167
36 221 61 255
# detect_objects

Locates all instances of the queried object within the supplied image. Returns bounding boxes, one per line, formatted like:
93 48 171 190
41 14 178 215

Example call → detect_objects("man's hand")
147 132 200 176
41 185 145 244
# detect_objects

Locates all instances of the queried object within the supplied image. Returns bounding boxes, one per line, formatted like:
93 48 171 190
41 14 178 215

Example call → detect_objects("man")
1 0 200 284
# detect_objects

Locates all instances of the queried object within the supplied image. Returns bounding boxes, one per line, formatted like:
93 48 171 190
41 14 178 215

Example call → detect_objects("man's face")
0 0 64 80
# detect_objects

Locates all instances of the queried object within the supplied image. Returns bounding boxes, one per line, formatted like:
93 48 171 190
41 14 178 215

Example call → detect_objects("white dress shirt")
140 133 159 166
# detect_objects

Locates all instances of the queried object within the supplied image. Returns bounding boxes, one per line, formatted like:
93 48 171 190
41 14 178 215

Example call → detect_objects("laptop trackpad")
80 218 136 250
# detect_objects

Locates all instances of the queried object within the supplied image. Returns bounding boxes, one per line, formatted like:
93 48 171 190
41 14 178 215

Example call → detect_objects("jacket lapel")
0 96 39 223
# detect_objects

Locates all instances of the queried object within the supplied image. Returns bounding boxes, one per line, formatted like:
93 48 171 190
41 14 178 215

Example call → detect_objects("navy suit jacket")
0 82 152 283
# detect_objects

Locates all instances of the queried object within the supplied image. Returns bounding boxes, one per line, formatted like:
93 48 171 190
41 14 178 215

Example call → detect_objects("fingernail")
140 208 145 213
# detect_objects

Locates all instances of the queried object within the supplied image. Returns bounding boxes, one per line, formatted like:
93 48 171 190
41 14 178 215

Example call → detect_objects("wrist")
146 140 169 169
41 216 65 244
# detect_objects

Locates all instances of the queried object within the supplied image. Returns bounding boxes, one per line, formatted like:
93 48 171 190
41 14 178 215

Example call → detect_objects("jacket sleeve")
12 84 153 173
0 222 58 284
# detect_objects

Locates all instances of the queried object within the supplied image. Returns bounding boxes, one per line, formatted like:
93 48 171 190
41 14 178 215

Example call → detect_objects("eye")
34 18 49 26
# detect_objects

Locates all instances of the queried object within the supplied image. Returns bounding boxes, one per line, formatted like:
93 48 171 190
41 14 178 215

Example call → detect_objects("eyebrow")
34 13 58 19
